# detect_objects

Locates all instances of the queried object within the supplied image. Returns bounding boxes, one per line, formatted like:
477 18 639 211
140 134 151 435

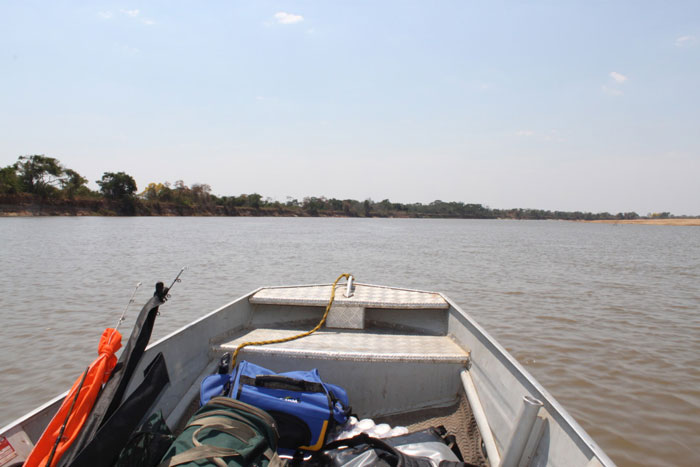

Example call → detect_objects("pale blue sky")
2 1 699 214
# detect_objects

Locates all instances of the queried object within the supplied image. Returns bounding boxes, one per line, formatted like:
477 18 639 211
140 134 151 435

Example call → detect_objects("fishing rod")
166 266 187 299
115 282 142 332
154 266 187 301
109 265 183 339
103 282 143 347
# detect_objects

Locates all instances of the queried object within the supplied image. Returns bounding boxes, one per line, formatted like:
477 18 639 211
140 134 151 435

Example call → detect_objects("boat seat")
249 284 449 330
217 328 470 417
219 328 468 363
250 284 449 310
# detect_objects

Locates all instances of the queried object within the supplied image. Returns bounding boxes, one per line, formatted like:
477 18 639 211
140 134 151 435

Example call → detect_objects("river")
1 217 698 466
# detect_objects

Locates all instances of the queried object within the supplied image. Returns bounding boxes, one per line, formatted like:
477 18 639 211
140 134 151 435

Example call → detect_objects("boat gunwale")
443 293 616 467
0 287 264 437
146 286 263 349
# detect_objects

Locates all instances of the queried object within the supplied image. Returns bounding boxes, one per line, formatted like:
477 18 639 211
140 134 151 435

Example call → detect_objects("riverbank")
0 204 304 217
583 218 700 226
4 207 699 224
3 204 699 224
1 194 695 222
0 195 306 217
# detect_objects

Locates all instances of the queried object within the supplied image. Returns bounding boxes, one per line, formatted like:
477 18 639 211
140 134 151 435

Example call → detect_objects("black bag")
114 411 175 467
67 352 171 467
159 396 281 467
310 428 478 467
383 427 470 467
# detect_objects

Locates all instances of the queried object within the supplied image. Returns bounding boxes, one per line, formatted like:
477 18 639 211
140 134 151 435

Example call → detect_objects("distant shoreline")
1 193 696 222
579 218 700 226
2 208 699 225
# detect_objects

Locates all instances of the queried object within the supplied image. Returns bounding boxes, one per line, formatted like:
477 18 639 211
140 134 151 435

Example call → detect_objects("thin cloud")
675 35 698 47
98 11 113 19
542 130 566 143
603 72 628 96
274 12 304 24
516 130 535 137
609 72 628 83
602 85 623 96
116 44 141 56
118 9 155 25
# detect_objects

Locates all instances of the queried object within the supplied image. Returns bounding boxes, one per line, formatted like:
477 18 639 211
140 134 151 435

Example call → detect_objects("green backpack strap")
157 444 241 467
158 411 276 467
158 444 278 467
189 417 257 443
160 397 279 467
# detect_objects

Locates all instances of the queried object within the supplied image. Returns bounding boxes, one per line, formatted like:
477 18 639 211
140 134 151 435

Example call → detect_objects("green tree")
97 172 137 199
16 155 64 197
159 182 174 202
246 193 263 209
60 169 89 199
223 195 245 207
342 200 358 217
303 197 323 216
191 184 211 201
376 199 393 216
328 198 343 212
0 164 21 194
141 182 161 200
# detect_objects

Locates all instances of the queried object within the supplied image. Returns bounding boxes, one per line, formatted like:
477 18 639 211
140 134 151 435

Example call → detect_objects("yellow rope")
231 273 352 366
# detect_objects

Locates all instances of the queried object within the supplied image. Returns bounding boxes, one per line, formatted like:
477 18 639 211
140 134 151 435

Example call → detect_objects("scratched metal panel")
249 284 448 309
220 328 469 363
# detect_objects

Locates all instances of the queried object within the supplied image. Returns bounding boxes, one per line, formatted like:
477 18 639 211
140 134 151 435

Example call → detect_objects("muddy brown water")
1 217 698 466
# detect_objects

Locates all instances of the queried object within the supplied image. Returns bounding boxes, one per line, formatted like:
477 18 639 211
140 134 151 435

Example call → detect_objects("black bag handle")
249 375 325 393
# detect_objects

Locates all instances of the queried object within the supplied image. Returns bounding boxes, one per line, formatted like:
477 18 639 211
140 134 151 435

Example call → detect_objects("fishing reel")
154 266 187 301
154 282 170 301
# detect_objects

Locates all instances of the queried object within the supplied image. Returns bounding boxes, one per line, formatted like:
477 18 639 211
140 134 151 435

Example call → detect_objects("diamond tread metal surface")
219 328 469 363
249 284 449 309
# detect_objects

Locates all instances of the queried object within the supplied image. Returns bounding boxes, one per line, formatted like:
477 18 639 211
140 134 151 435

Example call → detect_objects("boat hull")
1 284 614 466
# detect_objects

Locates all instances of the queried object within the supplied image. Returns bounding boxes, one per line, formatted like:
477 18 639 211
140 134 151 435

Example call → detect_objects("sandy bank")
584 218 700 226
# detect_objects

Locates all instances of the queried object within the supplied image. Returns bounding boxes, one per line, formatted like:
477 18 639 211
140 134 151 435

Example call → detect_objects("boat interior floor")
375 392 487 466
173 390 487 466
170 327 486 464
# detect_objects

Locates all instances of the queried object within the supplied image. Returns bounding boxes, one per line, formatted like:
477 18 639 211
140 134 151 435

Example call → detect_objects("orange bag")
24 328 122 467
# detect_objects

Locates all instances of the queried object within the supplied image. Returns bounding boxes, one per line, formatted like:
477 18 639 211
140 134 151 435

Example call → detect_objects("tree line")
0 154 679 219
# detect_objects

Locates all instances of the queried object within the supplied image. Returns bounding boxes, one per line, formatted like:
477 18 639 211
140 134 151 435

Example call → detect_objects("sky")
1 1 699 215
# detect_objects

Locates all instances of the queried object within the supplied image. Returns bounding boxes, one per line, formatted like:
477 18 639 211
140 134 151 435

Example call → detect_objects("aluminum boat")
0 277 614 466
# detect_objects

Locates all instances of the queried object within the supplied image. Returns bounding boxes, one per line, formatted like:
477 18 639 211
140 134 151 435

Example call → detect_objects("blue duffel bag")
200 360 351 452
